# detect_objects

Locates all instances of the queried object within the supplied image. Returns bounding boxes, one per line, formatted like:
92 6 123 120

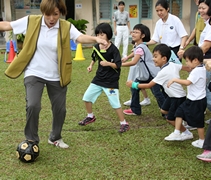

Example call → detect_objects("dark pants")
203 123 211 151
24 76 67 143
130 78 166 115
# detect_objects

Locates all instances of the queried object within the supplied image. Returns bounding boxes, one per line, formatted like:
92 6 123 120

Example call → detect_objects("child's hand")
126 80 133 87
177 49 184 59
167 80 174 88
205 60 211 71
87 65 93 72
100 61 109 66
122 56 128 62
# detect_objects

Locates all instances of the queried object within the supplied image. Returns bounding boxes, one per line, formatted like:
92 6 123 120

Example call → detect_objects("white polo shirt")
10 16 82 81
187 65 206 100
198 19 211 47
153 62 186 98
152 13 187 48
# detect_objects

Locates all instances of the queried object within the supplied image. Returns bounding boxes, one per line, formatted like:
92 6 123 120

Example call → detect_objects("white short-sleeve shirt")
198 19 211 47
187 65 206 100
10 16 82 81
151 13 188 48
153 62 186 97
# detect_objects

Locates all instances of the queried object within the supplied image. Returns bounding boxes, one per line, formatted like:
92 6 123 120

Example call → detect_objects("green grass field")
0 45 210 179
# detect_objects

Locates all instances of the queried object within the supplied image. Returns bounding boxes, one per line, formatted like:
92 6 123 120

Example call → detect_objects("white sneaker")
181 132 193 140
123 99 131 106
192 140 204 149
48 139 69 148
205 119 211 124
140 98 151 106
184 125 197 130
164 132 182 141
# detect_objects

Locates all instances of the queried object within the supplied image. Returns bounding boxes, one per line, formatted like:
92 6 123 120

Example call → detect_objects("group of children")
77 22 210 162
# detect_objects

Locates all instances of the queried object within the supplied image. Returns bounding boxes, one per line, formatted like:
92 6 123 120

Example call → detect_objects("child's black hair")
95 23 113 40
153 44 171 61
133 24 151 42
155 0 169 10
183 46 204 63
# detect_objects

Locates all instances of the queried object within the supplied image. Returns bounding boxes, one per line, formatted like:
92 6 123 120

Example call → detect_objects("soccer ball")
16 140 40 163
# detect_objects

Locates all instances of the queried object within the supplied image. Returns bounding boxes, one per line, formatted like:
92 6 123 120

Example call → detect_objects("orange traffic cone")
6 41 16 63
73 43 85 61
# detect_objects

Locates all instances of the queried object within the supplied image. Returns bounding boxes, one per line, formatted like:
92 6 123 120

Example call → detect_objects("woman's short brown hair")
40 0 67 16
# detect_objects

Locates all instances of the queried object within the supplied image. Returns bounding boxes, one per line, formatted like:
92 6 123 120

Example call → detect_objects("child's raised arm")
122 54 140 67
167 78 192 88
122 52 134 62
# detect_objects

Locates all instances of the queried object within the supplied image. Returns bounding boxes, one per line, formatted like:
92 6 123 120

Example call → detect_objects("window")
168 0 182 18
99 0 111 19
141 0 152 18
14 0 41 9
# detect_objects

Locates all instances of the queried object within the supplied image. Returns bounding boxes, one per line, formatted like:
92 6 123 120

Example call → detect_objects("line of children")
126 44 195 142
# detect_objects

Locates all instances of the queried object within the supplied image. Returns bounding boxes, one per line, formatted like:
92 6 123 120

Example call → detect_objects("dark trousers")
203 123 211 150
24 76 67 143
131 78 166 115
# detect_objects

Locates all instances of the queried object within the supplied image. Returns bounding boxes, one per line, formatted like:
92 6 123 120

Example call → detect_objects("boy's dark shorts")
162 96 186 121
175 97 207 128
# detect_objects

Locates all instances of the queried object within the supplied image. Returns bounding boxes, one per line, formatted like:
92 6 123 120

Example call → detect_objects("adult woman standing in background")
146 0 188 61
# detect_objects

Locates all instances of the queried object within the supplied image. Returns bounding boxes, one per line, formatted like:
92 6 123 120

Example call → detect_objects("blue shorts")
83 83 121 109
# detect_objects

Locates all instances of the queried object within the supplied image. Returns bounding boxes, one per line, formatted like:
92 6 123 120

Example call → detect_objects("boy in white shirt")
165 46 206 148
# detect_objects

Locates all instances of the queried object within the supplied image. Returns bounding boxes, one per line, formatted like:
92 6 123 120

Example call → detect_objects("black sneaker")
119 123 130 133
78 116 96 126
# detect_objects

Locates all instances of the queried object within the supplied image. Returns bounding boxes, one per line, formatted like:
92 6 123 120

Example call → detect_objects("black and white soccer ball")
16 140 40 163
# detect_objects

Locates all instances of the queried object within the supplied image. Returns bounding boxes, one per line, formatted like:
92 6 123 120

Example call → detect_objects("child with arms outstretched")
78 23 129 133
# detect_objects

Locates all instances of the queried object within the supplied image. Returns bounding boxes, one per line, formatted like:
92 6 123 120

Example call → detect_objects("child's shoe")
192 139 204 148
164 132 182 141
119 123 130 133
140 98 151 106
123 109 137 115
78 116 96 126
123 99 131 106
197 150 211 162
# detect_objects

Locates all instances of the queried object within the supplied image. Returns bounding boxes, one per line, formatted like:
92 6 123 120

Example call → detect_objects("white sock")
87 113 94 118
120 120 127 125
174 129 180 135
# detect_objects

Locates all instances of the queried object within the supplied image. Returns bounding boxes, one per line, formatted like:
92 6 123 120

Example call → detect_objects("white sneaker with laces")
164 132 182 141
48 139 69 148
192 139 204 148
184 125 197 130
140 98 151 106
181 132 193 140
205 119 211 124
123 99 131 106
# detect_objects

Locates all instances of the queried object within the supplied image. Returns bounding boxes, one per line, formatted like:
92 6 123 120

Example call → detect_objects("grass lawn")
0 45 210 179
